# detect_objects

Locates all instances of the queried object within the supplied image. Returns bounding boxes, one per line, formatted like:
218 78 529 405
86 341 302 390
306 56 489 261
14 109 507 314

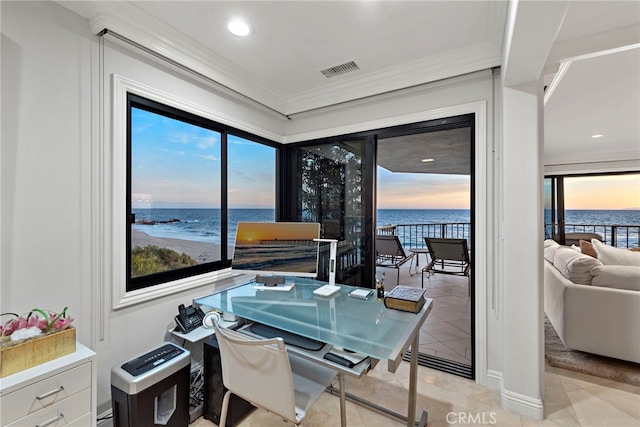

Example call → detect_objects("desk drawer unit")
5 388 91 427
0 343 96 427
1 363 91 425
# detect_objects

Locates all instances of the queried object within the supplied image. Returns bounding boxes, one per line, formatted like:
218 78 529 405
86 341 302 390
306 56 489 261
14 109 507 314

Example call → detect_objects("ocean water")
132 208 275 244
564 209 639 226
132 208 639 246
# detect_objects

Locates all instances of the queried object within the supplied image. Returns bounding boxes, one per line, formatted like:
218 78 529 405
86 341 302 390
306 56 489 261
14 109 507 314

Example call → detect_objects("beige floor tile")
440 338 472 360
192 361 637 427
567 387 640 426
555 367 616 392
521 416 583 426
421 342 470 364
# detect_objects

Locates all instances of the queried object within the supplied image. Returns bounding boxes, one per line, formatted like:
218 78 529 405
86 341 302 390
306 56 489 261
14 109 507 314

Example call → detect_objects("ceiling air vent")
320 60 360 78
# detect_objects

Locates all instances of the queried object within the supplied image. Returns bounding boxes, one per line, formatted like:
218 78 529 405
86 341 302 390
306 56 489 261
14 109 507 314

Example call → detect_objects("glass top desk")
195 277 432 427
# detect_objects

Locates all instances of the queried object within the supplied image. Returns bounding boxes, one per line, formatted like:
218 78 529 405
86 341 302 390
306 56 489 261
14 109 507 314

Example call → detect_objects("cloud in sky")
131 108 276 208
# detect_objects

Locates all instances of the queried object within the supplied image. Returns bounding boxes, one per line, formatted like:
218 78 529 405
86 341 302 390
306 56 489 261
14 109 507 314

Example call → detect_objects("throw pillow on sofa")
553 247 602 285
592 238 640 266
579 239 597 258
591 265 640 291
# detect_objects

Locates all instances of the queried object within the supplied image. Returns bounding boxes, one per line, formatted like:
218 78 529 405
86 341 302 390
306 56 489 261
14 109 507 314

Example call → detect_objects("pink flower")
1 307 73 338
50 316 74 332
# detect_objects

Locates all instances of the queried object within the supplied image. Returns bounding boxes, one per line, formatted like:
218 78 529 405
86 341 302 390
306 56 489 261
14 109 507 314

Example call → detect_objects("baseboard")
501 387 544 420
483 369 544 420
485 369 502 390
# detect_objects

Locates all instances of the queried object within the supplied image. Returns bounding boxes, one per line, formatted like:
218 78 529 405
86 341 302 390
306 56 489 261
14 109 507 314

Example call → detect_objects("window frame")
127 94 232 291
112 75 279 308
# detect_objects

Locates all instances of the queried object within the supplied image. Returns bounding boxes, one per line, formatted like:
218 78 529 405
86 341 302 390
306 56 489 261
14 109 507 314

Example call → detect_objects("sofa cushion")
579 239 597 258
544 239 560 263
553 247 602 285
592 238 640 266
591 265 640 291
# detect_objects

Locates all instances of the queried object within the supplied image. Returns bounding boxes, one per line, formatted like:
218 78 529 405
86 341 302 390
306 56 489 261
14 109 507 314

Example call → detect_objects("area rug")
544 316 640 387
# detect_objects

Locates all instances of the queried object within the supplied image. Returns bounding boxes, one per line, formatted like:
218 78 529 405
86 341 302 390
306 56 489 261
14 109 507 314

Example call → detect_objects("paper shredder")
111 343 190 427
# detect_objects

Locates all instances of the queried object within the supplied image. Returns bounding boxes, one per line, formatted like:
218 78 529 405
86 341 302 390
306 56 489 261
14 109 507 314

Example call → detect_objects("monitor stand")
254 275 286 286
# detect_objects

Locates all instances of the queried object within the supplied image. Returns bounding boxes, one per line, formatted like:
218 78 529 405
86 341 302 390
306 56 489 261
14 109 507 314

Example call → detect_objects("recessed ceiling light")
227 19 251 37
421 158 435 163
591 134 604 139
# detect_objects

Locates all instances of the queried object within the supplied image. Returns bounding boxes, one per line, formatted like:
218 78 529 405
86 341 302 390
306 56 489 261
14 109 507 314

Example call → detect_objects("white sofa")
543 239 640 364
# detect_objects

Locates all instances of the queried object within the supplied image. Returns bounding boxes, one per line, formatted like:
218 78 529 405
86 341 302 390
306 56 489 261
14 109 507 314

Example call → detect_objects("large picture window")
127 93 276 291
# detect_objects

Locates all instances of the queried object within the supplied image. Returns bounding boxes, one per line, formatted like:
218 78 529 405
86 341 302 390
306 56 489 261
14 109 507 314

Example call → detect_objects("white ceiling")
130 0 502 97
60 0 640 166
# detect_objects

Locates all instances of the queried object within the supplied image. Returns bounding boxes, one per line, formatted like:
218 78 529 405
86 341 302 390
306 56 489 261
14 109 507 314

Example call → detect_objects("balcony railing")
378 222 639 250
377 223 471 250
546 223 639 249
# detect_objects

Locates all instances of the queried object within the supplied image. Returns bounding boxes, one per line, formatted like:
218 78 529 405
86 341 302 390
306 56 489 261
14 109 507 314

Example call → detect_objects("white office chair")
211 314 337 427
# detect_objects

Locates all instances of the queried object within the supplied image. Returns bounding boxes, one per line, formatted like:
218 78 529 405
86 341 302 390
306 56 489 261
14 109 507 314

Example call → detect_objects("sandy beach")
131 229 221 263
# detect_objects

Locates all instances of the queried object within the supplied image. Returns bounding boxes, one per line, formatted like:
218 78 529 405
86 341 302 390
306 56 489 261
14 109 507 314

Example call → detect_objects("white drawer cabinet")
0 343 96 427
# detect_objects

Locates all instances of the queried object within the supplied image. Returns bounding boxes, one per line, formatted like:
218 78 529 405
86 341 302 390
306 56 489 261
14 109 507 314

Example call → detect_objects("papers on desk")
348 288 374 300
253 282 295 291
313 284 341 297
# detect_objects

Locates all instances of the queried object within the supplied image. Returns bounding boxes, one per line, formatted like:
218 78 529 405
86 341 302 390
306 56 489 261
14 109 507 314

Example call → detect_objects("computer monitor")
231 222 321 278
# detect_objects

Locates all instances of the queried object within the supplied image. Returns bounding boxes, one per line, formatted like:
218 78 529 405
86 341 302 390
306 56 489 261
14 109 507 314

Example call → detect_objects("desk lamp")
314 238 338 286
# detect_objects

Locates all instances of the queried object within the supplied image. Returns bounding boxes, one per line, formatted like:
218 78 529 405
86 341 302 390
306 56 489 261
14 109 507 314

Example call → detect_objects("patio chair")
375 235 415 285
422 238 471 291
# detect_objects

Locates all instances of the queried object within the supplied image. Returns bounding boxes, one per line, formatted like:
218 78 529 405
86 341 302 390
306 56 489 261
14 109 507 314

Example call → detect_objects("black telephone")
174 304 206 333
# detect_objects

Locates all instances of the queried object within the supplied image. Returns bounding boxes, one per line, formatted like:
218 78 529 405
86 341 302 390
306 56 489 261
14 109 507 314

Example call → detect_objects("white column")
501 81 545 419
499 0 568 419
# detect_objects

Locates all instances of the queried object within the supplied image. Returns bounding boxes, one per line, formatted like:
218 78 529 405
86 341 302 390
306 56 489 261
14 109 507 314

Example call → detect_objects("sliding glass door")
282 114 476 380
544 177 565 242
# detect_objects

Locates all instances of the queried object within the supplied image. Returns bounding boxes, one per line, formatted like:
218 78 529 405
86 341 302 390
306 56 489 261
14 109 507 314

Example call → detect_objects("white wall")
1 0 95 352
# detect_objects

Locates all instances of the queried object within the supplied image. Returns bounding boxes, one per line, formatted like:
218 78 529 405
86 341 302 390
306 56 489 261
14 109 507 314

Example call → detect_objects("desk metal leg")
339 373 347 427
409 333 429 427
327 335 428 427
408 334 418 426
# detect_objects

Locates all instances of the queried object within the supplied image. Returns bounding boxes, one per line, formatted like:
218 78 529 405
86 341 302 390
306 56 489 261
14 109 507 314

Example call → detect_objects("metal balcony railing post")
611 226 617 247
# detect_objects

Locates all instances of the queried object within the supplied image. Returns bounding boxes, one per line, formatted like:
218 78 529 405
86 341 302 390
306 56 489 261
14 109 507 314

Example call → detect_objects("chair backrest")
425 238 470 263
376 235 407 258
212 320 298 422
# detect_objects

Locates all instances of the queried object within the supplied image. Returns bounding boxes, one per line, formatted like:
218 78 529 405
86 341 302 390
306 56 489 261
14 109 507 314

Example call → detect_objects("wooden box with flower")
0 307 75 377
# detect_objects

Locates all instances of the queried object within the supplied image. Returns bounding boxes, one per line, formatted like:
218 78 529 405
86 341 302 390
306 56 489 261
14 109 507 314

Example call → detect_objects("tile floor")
192 361 640 426
379 259 473 366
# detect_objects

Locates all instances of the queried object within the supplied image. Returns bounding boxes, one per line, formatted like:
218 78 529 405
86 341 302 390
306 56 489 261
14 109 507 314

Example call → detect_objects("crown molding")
286 42 501 115
79 1 287 115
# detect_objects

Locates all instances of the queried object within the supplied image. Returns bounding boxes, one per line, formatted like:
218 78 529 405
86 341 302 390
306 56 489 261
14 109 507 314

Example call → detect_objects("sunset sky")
377 168 471 209
563 174 640 210
132 108 638 211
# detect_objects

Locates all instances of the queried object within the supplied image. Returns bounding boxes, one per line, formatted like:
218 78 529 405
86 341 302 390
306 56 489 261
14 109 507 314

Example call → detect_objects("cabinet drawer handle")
36 386 65 400
36 413 64 427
